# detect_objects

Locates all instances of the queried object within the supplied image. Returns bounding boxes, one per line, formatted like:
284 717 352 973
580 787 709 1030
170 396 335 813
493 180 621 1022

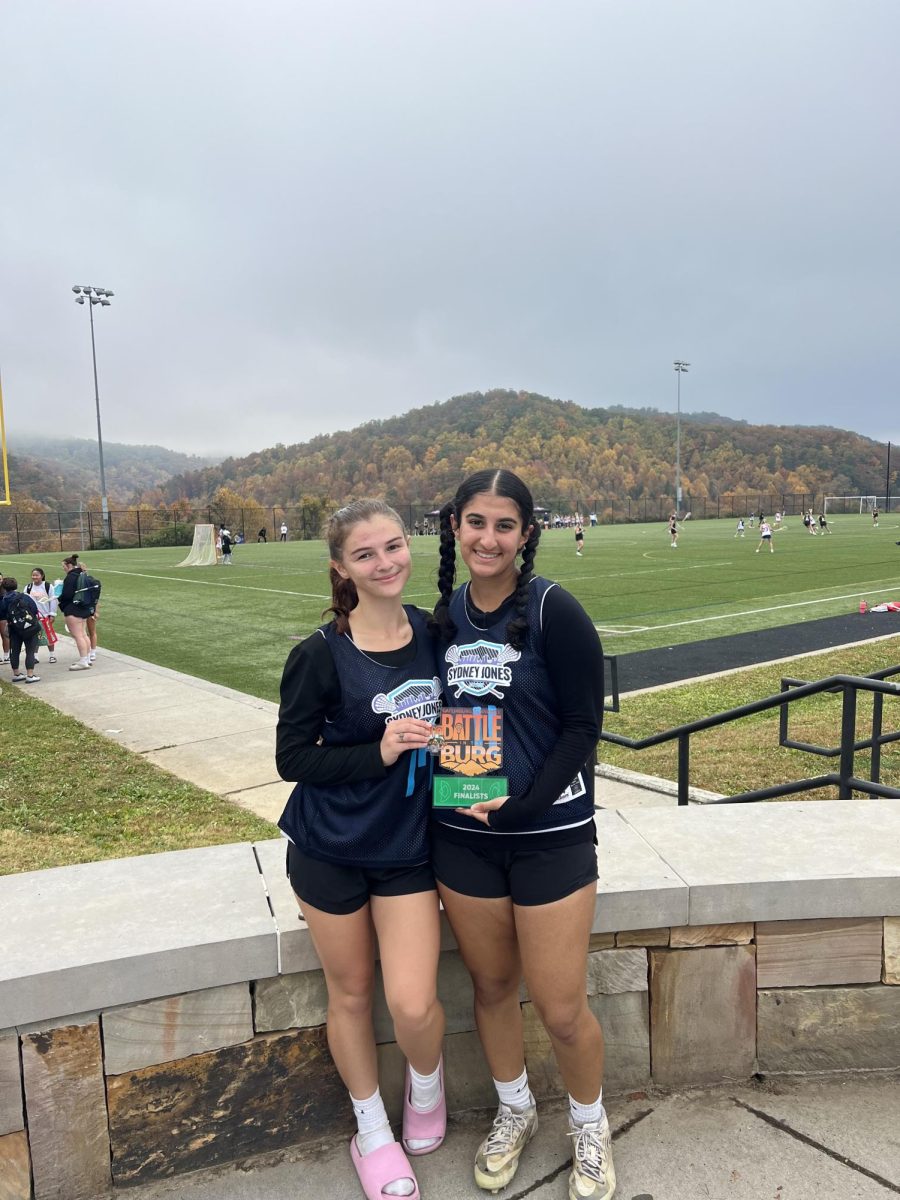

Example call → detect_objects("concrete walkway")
26 643 678 820
124 1075 900 1200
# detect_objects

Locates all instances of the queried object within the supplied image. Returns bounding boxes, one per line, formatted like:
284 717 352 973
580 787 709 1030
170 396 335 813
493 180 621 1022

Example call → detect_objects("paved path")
26 644 293 823
27 643 675 820
123 1075 900 1200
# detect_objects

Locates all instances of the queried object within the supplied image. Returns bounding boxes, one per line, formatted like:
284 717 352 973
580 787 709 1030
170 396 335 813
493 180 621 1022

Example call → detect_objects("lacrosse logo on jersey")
444 641 521 699
371 677 442 723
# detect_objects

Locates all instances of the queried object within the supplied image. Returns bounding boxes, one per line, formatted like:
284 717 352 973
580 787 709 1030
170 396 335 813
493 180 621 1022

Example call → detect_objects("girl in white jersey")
431 470 613 1200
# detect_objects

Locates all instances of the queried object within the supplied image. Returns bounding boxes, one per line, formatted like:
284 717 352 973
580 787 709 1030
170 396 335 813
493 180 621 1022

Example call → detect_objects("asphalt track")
613 611 900 693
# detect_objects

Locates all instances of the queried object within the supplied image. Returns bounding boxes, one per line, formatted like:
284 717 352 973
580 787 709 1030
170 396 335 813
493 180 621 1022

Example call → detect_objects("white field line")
597 583 900 636
97 567 328 601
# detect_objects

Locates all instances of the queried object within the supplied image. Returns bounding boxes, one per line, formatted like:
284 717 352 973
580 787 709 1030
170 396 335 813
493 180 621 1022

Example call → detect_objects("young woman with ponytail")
276 500 446 1200
431 470 613 1200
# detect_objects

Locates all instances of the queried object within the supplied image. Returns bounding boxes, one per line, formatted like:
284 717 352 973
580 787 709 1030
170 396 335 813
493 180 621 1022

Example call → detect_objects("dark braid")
429 501 459 642
505 523 540 651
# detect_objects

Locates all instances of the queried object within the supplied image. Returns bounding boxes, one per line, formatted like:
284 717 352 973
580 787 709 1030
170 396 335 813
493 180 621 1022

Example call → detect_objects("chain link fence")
1 493 896 555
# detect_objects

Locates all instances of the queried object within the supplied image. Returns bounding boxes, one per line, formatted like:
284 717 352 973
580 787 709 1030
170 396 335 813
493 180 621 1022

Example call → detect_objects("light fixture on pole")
72 285 114 540
673 360 690 513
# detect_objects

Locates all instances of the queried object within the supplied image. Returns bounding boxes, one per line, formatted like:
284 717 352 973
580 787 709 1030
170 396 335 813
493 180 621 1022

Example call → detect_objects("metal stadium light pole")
73 285 114 541
673 360 690 514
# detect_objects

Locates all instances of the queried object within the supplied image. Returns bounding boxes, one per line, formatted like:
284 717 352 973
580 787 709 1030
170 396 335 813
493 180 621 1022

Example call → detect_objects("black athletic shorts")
286 841 436 916
430 833 598 907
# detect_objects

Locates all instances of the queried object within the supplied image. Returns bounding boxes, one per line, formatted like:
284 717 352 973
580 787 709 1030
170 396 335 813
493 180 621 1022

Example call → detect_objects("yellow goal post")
0 371 10 506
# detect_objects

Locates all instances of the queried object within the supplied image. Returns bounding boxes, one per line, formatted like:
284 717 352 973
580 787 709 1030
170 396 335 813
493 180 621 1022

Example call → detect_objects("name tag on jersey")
553 772 587 805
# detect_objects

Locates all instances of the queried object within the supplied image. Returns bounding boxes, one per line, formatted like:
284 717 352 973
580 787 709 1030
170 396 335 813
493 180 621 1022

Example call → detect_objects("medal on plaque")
431 705 507 808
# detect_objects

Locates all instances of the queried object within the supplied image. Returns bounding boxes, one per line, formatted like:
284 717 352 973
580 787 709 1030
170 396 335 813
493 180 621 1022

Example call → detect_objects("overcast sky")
2 1 898 459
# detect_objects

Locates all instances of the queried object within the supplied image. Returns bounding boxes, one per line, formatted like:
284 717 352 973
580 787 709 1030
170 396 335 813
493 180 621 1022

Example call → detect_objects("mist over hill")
7 437 218 509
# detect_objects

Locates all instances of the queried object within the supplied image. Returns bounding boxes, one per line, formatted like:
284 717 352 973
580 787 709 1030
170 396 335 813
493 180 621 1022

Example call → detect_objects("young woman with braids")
431 470 613 1200
276 500 446 1200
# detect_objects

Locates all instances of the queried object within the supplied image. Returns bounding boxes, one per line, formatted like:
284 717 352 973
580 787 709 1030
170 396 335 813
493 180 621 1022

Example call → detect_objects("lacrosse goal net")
177 523 217 566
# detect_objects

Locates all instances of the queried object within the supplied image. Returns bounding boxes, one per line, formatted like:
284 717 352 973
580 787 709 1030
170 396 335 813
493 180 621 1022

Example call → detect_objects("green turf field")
2 515 898 702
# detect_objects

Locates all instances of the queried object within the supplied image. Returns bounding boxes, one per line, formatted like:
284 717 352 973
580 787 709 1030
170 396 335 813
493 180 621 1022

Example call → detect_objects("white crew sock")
351 1088 414 1198
409 1061 442 1112
494 1068 533 1113
569 1089 605 1127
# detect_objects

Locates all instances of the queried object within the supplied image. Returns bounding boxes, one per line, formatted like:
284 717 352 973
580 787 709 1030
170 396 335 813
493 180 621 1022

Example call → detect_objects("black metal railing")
599 668 900 805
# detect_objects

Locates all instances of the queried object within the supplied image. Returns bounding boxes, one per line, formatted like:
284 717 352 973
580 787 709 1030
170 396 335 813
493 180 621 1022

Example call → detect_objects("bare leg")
65 615 91 660
370 891 445 1074
437 884 524 1082
515 883 604 1103
296 898 379 1099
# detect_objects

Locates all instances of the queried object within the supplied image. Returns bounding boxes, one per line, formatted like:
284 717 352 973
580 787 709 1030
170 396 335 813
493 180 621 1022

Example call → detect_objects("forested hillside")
7 438 217 509
161 390 887 509
5 391 889 514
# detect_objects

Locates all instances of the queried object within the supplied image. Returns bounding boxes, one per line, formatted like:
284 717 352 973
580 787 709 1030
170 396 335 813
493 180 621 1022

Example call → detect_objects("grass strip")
600 637 900 796
0 681 277 875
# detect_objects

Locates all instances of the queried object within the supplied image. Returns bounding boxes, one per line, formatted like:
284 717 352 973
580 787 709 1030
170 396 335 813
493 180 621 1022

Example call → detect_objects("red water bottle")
859 600 868 614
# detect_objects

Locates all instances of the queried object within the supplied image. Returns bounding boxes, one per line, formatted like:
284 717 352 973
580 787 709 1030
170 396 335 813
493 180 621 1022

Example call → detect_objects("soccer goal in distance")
823 495 880 516
177 524 217 566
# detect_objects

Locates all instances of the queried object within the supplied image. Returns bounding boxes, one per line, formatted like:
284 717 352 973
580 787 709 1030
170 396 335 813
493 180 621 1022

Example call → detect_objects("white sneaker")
89 653 96 662
48 655 57 663
474 1104 538 1192
69 662 91 671
568 1117 615 1200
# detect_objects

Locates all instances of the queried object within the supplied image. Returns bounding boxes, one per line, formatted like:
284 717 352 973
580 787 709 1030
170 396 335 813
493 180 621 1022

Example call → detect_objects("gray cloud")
2 0 898 457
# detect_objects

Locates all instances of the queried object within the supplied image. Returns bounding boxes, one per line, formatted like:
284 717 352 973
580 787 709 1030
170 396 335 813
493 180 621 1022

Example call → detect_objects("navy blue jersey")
278 607 441 867
435 577 597 837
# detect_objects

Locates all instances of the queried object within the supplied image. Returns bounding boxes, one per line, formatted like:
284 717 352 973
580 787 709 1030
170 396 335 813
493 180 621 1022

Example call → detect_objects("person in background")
668 513 679 548
735 519 745 538
575 522 585 557
280 521 289 541
258 526 268 543
431 470 612 1200
25 567 58 664
220 527 235 564
0 577 41 682
59 554 94 670
756 520 775 554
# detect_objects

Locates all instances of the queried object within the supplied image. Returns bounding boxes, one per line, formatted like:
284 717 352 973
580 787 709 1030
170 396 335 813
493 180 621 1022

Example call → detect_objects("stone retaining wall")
2 801 899 1198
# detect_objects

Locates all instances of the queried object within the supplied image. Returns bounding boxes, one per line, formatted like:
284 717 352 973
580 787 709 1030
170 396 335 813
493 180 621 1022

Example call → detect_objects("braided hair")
323 499 408 634
431 469 540 652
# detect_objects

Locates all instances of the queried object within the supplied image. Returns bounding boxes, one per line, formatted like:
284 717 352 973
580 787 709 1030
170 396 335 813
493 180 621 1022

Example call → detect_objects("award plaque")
431 705 507 808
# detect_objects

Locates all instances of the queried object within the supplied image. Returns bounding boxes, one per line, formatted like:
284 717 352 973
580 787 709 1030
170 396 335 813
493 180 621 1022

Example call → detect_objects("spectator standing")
1 577 41 682
257 526 268 543
280 522 288 541
59 554 94 670
25 567 59 664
